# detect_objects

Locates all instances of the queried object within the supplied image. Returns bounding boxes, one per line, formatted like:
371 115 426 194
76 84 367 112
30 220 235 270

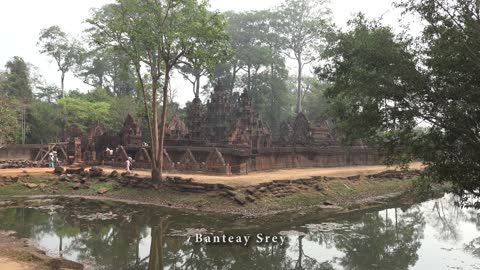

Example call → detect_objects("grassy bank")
0 172 423 216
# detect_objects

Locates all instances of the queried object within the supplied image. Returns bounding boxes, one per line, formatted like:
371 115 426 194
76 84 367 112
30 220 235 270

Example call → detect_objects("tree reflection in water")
333 207 425 270
1 196 480 269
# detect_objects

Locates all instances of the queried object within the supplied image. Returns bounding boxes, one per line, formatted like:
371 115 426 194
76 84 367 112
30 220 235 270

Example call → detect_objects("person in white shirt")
126 158 131 173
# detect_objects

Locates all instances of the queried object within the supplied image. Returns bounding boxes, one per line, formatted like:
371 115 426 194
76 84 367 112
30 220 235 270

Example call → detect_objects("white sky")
0 0 408 106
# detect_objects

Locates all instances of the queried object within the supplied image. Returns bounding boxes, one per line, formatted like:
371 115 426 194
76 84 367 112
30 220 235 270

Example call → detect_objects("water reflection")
0 194 479 270
334 208 424 270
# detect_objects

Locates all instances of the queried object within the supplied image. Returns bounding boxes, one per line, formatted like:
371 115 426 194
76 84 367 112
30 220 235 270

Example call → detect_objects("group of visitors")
46 146 136 172
104 146 135 173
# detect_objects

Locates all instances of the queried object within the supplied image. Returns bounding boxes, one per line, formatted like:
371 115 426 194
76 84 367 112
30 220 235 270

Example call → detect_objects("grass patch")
78 181 116 194
323 178 413 202
276 193 326 208
0 174 417 214
256 178 414 210
0 183 35 196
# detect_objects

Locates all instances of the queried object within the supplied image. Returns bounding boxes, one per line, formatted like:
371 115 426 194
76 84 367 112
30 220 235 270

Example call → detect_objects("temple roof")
165 115 189 137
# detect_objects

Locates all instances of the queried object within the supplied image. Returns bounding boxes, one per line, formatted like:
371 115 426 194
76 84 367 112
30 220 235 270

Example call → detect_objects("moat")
0 194 479 270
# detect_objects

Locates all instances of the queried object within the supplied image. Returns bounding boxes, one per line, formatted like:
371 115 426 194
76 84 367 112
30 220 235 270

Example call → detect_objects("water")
0 194 479 270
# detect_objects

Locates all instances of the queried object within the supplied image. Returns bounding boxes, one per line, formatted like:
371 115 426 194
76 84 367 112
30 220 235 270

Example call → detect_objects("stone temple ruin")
0 84 381 174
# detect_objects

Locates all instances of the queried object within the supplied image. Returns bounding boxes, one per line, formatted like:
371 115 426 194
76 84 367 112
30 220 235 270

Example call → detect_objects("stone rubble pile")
3 165 422 207
0 175 20 187
52 166 105 190
0 160 46 169
367 169 422 179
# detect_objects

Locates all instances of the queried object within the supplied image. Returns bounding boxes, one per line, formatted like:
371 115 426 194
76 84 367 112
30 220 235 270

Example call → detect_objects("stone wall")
100 145 382 175
0 145 37 161
250 147 382 171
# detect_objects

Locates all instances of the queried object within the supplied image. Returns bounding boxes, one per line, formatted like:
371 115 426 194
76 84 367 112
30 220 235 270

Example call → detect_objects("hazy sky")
0 0 404 106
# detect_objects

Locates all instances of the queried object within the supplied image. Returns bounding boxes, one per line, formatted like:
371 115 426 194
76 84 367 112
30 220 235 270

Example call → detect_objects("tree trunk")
295 235 304 269
60 72 65 98
191 81 196 97
296 58 303 113
134 62 159 186
99 73 104 90
195 73 201 98
151 167 161 186
155 69 170 186
113 64 118 95
270 63 276 132
22 105 26 145
247 65 251 92
59 235 63 257
151 72 161 186
231 63 238 94
148 218 166 270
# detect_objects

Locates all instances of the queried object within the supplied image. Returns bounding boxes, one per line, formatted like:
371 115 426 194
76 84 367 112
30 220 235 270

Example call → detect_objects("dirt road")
0 163 423 187
0 257 35 270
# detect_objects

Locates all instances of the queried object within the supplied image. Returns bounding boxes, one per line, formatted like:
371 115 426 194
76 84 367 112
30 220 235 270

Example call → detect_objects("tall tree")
277 0 331 113
0 95 21 146
216 11 271 93
75 48 137 96
57 96 111 132
319 14 424 146
177 9 231 99
35 84 60 103
320 7 480 204
395 0 480 204
261 10 294 133
27 100 61 144
37 26 81 97
1 56 33 101
302 78 330 121
88 0 229 185
1 56 33 144
212 11 293 134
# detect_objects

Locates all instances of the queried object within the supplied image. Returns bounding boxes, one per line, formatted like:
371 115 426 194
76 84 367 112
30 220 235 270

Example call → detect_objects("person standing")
53 151 59 167
126 157 131 173
48 152 55 168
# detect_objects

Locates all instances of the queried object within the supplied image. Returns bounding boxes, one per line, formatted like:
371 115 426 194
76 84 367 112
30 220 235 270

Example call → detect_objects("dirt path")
0 163 423 187
0 257 35 270
0 168 53 175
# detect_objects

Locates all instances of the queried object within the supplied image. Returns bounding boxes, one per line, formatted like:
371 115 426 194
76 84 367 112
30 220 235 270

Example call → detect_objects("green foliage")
319 14 424 148
408 177 434 200
58 96 111 132
88 0 231 180
276 0 332 113
0 95 21 145
37 25 82 96
302 78 330 121
75 48 137 96
320 3 480 203
84 87 112 103
178 7 231 98
30 86 139 142
35 84 60 103
394 0 480 202
214 10 295 134
1 56 33 101
27 100 61 144
107 95 141 134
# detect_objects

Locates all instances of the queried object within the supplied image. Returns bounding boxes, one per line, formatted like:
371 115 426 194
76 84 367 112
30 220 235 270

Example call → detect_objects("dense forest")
0 0 332 146
1 0 479 198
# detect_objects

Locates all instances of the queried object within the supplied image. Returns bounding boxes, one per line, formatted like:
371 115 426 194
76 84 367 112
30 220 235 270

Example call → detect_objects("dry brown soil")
0 257 35 270
0 163 423 187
